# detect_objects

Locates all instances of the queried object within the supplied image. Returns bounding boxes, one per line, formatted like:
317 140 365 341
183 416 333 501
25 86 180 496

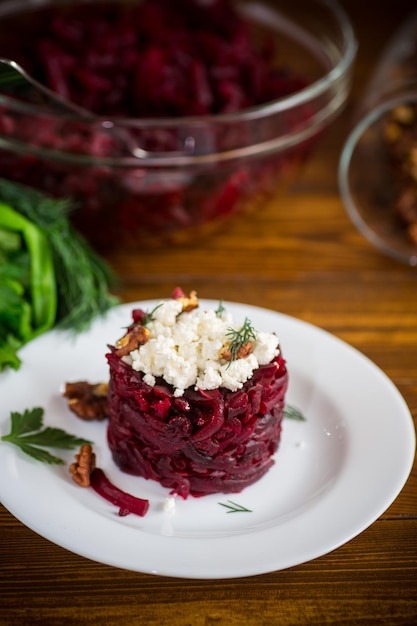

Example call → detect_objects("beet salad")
106 289 288 498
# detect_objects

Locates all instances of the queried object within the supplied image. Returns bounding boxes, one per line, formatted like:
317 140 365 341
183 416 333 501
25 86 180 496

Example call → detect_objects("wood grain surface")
1 1 417 625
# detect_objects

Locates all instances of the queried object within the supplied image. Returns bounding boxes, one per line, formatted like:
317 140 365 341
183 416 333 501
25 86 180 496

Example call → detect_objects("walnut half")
63 381 109 421
174 289 199 312
114 325 150 357
70 444 96 487
219 340 254 361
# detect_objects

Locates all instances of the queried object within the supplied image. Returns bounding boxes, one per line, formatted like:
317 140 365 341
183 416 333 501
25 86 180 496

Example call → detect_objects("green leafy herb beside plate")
1 406 91 464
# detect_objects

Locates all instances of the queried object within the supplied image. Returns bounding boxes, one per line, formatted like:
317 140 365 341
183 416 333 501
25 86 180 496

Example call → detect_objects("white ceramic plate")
0 301 415 579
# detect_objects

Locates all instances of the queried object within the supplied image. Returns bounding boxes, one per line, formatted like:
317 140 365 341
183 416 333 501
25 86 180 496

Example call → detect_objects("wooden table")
1 1 417 624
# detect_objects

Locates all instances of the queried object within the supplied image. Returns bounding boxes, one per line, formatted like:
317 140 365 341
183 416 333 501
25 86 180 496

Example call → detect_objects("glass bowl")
339 8 417 267
339 95 417 267
0 0 356 251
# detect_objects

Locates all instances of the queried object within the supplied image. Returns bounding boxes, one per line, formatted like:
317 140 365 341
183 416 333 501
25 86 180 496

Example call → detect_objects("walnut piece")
114 325 150 357
220 340 254 361
175 289 199 312
395 187 417 224
383 103 417 245
63 381 109 421
391 104 415 125
70 444 96 487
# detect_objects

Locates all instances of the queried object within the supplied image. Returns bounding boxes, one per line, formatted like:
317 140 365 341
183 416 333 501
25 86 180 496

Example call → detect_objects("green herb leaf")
141 303 163 326
225 317 256 362
0 201 56 333
0 340 22 370
18 426 89 450
284 404 307 421
0 226 21 252
16 443 66 465
215 300 226 316
9 406 44 436
218 500 252 513
1 406 91 464
0 178 119 372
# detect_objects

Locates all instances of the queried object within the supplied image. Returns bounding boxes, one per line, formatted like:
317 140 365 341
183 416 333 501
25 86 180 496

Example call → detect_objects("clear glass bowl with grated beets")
0 0 356 251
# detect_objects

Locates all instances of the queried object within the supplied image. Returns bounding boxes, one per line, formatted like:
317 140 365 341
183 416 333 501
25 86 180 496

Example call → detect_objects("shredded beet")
90 467 150 517
0 0 313 249
0 0 307 118
106 347 288 499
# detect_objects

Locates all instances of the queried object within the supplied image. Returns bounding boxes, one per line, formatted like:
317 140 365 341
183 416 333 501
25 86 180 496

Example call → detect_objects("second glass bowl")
339 8 417 267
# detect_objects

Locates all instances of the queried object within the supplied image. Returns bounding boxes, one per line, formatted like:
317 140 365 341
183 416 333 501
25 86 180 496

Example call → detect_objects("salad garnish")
69 443 149 517
215 300 226 316
283 405 307 421
223 317 257 363
89 467 149 518
1 407 91 464
141 303 164 326
0 178 118 372
218 500 252 514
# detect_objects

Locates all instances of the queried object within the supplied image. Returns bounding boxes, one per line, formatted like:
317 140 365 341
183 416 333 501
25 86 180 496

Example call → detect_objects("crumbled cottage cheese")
124 299 280 396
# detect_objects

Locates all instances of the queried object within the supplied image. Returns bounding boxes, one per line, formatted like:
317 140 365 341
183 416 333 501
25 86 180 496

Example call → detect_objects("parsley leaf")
14 443 67 465
1 406 91 464
9 406 44 436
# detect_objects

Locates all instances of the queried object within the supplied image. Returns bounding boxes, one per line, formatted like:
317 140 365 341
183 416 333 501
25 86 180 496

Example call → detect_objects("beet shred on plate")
105 290 288 498
0 0 312 249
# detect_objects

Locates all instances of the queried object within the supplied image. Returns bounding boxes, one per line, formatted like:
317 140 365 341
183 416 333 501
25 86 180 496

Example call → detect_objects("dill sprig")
225 317 256 362
218 500 252 513
215 300 226 316
283 404 307 421
141 303 163 326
